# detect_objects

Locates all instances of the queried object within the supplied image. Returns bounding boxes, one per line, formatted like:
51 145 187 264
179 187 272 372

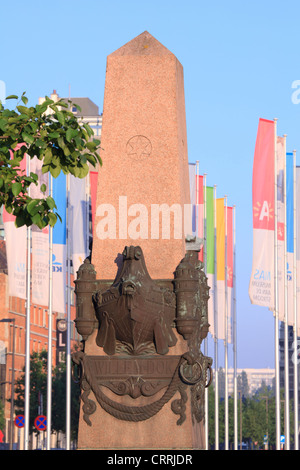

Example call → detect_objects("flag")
31 156 50 306
249 118 275 308
296 167 300 336
206 186 215 336
227 206 234 343
3 209 27 299
286 153 294 325
3 147 27 299
217 197 225 340
69 175 89 276
52 173 67 313
277 137 285 320
197 174 204 262
188 163 204 260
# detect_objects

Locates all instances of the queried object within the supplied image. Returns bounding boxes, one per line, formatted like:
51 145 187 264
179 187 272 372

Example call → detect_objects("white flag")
31 156 50 306
69 175 88 276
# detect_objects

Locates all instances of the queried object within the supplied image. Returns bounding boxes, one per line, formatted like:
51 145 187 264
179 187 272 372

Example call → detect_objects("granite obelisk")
76 32 206 450
92 31 191 280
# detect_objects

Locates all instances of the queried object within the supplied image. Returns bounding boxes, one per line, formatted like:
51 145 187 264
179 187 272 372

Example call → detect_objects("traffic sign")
34 415 47 431
14 415 25 428
280 435 285 444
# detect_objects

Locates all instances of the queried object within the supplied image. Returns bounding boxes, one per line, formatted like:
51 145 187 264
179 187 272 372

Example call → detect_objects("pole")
274 118 281 450
46 175 53 450
10 319 15 451
293 150 298 450
233 205 238 450
224 196 229 450
203 173 208 450
24 157 31 451
213 184 219 450
66 174 71 450
283 135 290 449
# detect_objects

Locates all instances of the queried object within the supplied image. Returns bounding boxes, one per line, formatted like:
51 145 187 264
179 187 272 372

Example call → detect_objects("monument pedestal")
77 332 205 450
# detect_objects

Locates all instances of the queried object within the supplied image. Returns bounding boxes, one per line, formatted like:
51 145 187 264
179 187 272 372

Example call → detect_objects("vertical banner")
286 153 294 325
3 209 27 299
249 118 275 308
296 167 300 337
188 163 204 259
3 150 27 299
69 175 88 276
90 171 98 233
277 137 285 320
31 156 50 306
227 206 234 343
206 187 215 336
197 174 204 262
217 198 225 340
52 173 67 314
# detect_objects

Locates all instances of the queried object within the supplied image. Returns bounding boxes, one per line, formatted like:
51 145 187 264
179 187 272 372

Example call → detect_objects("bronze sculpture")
72 241 212 426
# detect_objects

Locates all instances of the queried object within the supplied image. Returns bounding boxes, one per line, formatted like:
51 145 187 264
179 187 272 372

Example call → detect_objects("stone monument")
72 31 212 451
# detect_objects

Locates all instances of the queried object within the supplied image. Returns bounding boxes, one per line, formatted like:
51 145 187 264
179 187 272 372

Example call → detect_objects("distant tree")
14 350 48 435
14 350 80 442
51 357 80 442
0 93 101 228
237 370 249 397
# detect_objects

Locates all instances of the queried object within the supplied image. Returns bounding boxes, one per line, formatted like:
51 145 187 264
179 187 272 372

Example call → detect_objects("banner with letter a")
249 118 275 308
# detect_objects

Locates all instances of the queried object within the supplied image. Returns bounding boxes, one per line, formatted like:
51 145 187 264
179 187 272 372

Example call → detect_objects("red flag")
249 118 275 308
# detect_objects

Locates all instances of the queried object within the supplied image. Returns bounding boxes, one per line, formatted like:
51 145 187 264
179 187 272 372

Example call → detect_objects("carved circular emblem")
126 135 152 160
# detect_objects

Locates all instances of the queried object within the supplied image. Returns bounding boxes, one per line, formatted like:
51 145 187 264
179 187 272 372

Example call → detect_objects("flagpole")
293 149 298 450
203 173 209 450
213 184 219 450
283 135 290 450
86 172 90 258
46 175 53 450
196 161 199 238
233 205 238 450
66 173 71 450
24 157 31 450
224 196 229 450
274 118 281 450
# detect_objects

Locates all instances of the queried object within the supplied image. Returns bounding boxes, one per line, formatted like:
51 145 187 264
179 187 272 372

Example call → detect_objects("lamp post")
0 318 16 450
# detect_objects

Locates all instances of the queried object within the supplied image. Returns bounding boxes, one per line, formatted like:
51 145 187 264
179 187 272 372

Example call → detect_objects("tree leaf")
56 111 65 126
50 165 60 178
12 182 22 196
48 212 57 227
6 95 18 100
46 196 56 209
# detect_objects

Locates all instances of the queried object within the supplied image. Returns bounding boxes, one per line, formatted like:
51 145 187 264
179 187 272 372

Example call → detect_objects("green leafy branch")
0 92 101 228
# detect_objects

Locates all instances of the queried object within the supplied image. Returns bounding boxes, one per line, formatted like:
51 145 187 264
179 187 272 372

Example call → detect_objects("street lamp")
0 318 15 450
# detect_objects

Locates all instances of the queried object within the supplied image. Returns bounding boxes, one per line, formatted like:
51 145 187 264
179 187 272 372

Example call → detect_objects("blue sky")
2 0 300 369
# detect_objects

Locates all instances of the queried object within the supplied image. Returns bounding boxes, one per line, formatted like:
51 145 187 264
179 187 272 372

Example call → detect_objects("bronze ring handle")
179 359 203 385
